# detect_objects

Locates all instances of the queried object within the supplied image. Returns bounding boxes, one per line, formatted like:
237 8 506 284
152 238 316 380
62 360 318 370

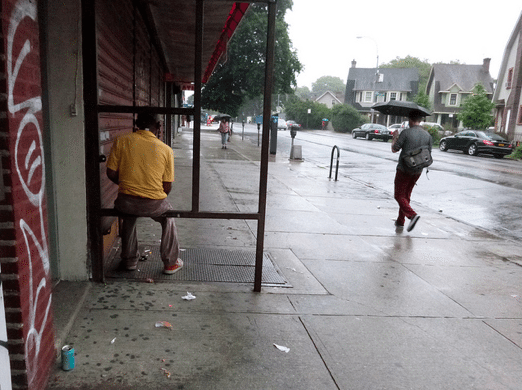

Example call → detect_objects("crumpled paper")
273 343 290 353
155 321 173 329
182 292 196 300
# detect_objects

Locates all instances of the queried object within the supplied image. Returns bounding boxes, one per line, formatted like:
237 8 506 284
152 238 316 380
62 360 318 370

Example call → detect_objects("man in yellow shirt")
106 113 182 274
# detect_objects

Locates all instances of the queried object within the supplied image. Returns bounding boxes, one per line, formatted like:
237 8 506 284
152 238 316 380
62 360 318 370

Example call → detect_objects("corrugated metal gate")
96 0 168 240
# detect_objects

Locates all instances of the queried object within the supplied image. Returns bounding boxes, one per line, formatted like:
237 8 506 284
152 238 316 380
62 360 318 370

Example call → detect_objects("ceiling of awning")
145 1 250 90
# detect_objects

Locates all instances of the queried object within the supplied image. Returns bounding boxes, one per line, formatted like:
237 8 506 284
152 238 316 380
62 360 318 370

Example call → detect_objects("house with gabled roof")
426 59 494 130
315 90 343 108
344 60 419 126
492 11 522 143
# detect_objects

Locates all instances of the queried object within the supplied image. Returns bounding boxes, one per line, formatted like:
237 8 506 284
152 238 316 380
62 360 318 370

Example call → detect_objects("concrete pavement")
48 126 522 389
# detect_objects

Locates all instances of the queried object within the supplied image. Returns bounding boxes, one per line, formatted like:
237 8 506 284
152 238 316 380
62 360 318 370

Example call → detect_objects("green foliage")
284 100 331 129
201 2 302 116
311 76 346 96
507 144 522 160
295 86 311 100
456 83 495 130
331 104 367 133
412 91 431 111
422 125 442 145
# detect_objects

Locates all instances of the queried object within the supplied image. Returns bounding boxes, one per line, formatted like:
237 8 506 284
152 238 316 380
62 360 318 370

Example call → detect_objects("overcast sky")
285 1 521 89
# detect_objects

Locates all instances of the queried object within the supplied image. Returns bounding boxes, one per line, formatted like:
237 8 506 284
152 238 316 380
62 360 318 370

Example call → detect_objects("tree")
311 76 346 97
295 86 311 100
412 91 431 111
331 104 367 133
285 99 331 129
457 83 495 130
201 1 302 116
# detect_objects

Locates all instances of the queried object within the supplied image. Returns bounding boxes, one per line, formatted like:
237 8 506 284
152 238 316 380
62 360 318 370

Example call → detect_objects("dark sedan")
352 123 392 141
439 130 513 159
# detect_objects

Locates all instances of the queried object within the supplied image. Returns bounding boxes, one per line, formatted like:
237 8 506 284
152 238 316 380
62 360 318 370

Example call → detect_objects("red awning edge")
202 2 250 84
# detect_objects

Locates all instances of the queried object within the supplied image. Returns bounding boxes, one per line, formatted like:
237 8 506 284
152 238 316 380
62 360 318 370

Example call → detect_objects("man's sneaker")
407 215 420 232
163 258 183 275
394 220 404 228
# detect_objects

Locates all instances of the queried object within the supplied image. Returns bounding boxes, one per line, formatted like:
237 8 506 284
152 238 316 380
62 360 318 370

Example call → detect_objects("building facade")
315 91 343 109
344 60 419 126
426 59 494 131
492 11 522 143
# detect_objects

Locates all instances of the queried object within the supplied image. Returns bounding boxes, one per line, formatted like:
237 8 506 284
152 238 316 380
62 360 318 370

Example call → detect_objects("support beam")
82 0 104 282
98 105 195 116
192 0 204 213
254 0 277 292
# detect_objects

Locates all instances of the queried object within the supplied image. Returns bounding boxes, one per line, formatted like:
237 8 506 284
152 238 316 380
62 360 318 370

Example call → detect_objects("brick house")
425 59 494 130
492 11 522 143
0 1 276 388
344 60 419 126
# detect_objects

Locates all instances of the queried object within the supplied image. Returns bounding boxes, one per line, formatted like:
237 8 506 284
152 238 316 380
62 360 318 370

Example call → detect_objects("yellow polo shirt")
106 130 174 199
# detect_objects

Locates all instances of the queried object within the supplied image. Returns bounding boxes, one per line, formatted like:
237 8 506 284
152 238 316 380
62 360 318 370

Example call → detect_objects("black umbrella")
213 114 231 121
372 101 431 118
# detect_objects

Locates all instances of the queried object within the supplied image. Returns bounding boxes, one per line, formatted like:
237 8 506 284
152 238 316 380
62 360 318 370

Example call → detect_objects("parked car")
439 130 513 158
352 123 392 141
277 118 287 130
286 120 301 130
400 121 448 135
388 123 402 132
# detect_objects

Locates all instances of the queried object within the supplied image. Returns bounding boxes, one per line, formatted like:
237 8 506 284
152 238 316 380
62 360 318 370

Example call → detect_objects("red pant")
394 169 421 225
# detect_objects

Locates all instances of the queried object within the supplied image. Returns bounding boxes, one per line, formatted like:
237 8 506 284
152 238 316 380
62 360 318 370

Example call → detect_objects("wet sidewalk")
48 126 522 389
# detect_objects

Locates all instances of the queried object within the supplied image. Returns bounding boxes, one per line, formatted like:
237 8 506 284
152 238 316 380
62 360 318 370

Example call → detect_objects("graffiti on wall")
7 0 52 385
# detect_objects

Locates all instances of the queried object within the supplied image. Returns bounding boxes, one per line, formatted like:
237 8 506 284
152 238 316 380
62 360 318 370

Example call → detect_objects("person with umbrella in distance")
372 101 432 232
218 117 231 149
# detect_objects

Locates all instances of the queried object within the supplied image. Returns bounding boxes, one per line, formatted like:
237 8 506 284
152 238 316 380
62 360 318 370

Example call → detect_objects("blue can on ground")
61 345 75 371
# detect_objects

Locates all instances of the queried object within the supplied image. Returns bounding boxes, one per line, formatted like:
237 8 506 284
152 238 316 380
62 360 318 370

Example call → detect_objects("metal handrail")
329 145 340 181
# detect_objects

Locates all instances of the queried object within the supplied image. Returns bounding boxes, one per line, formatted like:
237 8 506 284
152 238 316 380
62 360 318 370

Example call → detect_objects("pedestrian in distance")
106 113 183 275
218 118 230 149
391 114 432 232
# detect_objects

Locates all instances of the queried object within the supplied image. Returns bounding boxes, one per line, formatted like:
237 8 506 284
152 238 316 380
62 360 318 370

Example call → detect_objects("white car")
388 124 402 132
277 118 287 130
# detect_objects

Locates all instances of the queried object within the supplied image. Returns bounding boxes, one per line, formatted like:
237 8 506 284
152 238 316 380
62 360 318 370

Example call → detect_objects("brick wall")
1 0 55 389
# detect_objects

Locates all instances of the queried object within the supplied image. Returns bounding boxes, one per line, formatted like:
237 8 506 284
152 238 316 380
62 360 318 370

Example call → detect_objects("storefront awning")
150 1 250 90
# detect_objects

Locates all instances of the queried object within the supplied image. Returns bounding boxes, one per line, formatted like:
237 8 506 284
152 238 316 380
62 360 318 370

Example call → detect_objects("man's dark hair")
409 115 423 122
136 113 157 129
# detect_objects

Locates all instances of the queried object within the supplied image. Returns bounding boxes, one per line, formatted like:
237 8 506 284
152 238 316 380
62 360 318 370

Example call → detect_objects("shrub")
423 125 442 145
284 100 331 129
331 104 368 133
507 144 522 160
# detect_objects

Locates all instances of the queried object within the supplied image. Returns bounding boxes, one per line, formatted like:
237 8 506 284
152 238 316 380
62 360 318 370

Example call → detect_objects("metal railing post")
329 145 340 181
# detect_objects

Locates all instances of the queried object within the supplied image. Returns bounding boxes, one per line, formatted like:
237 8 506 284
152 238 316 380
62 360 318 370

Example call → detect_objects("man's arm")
163 181 172 195
391 130 400 153
107 168 119 184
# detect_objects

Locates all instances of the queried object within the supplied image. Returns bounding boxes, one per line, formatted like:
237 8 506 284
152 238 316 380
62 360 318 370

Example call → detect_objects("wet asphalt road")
238 124 522 242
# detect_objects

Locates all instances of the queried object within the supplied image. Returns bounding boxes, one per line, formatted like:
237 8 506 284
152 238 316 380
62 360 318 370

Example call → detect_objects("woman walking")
218 118 230 149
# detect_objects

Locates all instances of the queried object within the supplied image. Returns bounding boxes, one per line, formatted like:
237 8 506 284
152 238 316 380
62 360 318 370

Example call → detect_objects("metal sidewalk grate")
105 246 290 286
